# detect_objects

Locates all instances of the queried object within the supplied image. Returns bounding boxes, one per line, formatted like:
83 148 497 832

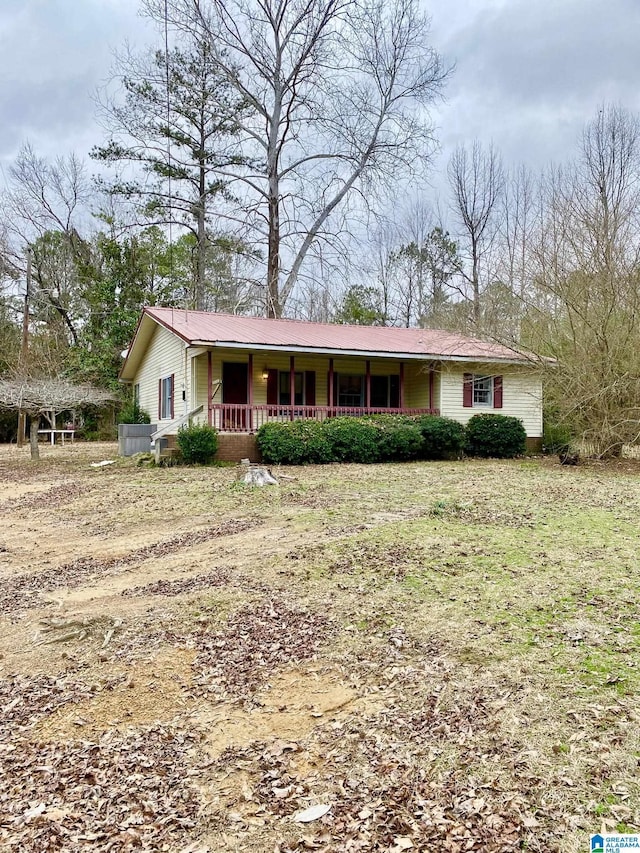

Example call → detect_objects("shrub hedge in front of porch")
257 414 470 465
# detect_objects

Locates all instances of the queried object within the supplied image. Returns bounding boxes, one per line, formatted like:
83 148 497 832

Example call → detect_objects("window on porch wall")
279 371 303 405
337 374 363 407
332 374 400 408
267 370 316 406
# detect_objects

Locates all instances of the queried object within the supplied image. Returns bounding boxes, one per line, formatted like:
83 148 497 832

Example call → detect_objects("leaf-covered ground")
1 442 639 852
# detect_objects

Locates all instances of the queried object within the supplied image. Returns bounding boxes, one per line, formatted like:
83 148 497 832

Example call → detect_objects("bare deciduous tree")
1 145 94 352
500 164 537 300
148 0 450 317
447 141 504 328
527 105 640 456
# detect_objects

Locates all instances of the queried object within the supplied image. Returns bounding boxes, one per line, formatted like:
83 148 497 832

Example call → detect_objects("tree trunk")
29 415 40 461
17 411 26 447
267 191 281 318
196 135 207 311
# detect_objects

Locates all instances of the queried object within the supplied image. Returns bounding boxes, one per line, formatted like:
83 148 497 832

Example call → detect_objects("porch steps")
154 434 179 464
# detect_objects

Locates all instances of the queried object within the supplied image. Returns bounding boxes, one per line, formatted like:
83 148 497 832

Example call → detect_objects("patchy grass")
0 443 639 851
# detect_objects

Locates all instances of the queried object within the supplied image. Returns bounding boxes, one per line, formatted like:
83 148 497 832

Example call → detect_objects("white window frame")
472 375 493 407
160 375 173 419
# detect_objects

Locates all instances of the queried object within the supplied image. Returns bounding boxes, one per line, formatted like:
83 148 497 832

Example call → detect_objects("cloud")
429 0 640 173
0 1 155 166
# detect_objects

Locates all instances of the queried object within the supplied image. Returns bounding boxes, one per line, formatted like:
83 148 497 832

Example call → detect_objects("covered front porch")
193 350 440 433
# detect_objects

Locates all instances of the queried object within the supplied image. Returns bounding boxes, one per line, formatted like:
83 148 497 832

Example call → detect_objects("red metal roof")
142 306 531 362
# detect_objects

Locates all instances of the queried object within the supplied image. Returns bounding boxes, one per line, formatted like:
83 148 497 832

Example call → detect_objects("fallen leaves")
293 803 333 823
122 569 231 598
1 726 202 852
0 517 262 613
192 599 335 699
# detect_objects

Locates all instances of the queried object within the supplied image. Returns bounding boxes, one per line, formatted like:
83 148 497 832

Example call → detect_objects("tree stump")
239 465 278 486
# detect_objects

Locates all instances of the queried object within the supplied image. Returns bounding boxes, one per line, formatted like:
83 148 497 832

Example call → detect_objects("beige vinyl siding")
403 362 436 409
134 325 186 424
439 364 542 437
191 353 210 425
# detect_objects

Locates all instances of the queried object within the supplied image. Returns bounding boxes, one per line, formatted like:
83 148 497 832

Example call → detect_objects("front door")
222 362 248 430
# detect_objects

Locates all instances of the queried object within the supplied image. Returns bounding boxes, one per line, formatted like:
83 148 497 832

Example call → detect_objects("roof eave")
189 339 533 365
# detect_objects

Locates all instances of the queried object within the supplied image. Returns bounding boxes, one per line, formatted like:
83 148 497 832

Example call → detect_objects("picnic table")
37 429 76 446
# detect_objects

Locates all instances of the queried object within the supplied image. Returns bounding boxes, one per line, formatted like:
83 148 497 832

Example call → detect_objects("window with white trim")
160 375 173 419
473 375 493 407
463 373 503 409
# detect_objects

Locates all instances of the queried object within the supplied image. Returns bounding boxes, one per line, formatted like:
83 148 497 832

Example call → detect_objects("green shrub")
257 421 333 465
542 409 574 454
323 417 381 463
416 415 466 460
117 401 151 425
366 415 423 461
258 415 466 466
176 423 219 464
465 413 527 458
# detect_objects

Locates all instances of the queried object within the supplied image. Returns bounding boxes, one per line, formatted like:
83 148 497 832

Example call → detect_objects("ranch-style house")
119 307 543 460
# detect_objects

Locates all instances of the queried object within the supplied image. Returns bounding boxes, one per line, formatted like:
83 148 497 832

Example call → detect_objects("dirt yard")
1 442 639 852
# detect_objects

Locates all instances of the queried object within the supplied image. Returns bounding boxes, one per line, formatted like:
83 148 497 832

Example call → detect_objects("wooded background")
1 0 639 456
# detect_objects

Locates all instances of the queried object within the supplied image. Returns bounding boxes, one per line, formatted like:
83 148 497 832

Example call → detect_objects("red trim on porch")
207 351 213 426
248 353 254 430
209 403 440 433
365 360 371 408
267 369 278 405
305 371 316 406
328 359 334 408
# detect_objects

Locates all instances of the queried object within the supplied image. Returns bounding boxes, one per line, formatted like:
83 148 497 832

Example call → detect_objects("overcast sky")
1 0 639 195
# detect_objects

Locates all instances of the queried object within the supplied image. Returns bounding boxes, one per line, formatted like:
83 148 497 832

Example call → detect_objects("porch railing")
209 404 439 433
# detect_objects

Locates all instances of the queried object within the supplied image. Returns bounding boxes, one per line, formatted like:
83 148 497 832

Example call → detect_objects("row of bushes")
256 413 527 465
